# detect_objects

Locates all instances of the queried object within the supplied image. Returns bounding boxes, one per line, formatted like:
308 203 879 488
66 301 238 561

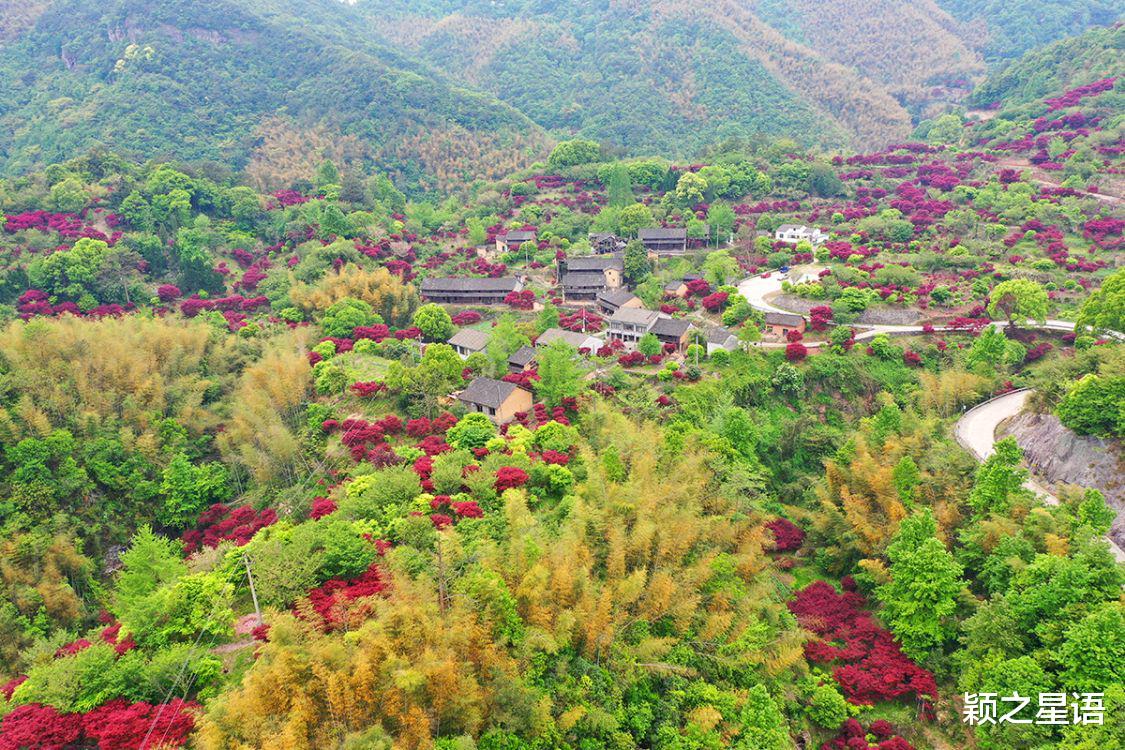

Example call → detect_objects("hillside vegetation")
969 24 1125 109
936 0 1121 61
356 0 992 153
0 0 549 192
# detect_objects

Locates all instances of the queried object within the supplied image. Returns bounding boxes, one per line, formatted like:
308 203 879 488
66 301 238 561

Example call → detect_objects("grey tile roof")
597 289 639 307
566 256 622 272
562 271 609 289
705 325 738 344
610 307 661 326
457 377 523 409
764 311 805 327
508 345 537 367
537 327 600 349
638 227 687 240
421 276 522 293
447 328 490 351
651 317 693 338
501 230 536 243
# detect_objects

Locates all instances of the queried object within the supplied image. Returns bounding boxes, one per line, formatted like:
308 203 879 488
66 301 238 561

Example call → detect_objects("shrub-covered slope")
0 0 549 192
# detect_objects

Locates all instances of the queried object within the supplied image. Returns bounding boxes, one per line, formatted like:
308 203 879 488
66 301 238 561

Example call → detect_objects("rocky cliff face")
1001 410 1124 544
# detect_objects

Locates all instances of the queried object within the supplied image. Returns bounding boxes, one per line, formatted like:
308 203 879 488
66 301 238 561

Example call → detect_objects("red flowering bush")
0 704 84 750
505 290 536 309
406 417 432 437
494 466 529 491
0 698 197 750
303 561 388 630
82 698 197 750
701 292 728 312
809 305 833 332
766 518 805 551
309 497 338 519
789 581 937 705
820 718 915 750
685 278 711 297
786 328 804 343
902 350 922 366
451 310 482 326
785 342 808 361
156 284 182 302
182 504 278 554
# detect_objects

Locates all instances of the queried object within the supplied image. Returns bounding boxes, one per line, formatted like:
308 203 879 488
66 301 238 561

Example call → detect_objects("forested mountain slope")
969 24 1125 109
935 0 1121 61
354 0 985 154
0 0 549 192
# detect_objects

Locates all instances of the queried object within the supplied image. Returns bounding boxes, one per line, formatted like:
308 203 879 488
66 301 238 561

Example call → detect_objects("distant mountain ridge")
0 0 550 192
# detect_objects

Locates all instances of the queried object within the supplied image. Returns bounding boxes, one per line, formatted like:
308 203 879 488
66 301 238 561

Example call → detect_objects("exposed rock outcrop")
1000 410 1124 545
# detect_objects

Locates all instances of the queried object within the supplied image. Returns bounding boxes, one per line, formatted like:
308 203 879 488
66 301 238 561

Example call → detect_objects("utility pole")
243 554 262 627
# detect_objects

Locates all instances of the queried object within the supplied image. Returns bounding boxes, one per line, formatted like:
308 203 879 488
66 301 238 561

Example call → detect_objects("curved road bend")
955 389 1125 563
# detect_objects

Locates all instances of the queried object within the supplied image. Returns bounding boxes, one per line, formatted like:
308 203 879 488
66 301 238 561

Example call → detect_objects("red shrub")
81 698 197 750
182 504 277 554
0 704 83 750
494 467 529 491
303 561 388 630
789 582 937 705
785 342 808 361
766 518 805 551
309 497 338 519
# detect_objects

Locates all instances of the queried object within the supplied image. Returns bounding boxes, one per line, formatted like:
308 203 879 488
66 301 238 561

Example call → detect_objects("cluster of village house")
422 225 820 422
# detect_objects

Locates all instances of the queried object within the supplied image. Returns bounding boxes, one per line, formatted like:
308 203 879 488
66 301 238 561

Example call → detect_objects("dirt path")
995 158 1122 205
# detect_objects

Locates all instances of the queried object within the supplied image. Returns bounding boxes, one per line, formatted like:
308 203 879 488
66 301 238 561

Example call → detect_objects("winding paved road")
736 270 1123 347
737 273 1124 560
955 389 1125 563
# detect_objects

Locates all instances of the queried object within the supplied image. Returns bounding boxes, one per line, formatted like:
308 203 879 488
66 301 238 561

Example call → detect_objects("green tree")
735 685 790 750
1058 603 1125 692
113 526 187 622
876 509 966 660
965 325 1009 372
707 202 737 245
537 302 560 333
322 298 380 338
624 240 652 285
675 172 708 206
988 279 1048 327
1057 374 1124 438
1076 267 1124 334
702 250 739 287
487 315 530 376
159 454 231 529
548 139 601 169
892 455 921 505
803 682 849 729
1076 489 1115 534
446 412 497 450
604 163 634 208
28 237 111 301
412 303 455 342
807 163 844 197
926 113 964 146
618 203 654 238
967 437 1027 515
535 340 584 407
637 333 662 357
50 177 88 213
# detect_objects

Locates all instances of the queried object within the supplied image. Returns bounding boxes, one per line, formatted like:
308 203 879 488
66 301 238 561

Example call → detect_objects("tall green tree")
988 279 1048 327
535 340 584 407
1075 267 1124 333
876 509 966 660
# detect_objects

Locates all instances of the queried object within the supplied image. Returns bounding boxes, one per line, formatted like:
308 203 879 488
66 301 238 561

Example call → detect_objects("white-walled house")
775 225 829 246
